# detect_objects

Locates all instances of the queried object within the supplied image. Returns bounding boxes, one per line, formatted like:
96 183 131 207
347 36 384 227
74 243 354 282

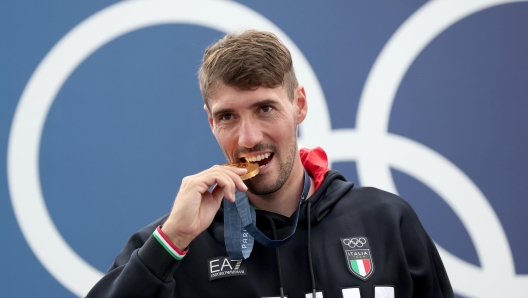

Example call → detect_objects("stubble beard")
245 140 297 196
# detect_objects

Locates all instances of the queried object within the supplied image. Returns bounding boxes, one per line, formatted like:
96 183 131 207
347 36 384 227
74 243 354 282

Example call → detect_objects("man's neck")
247 160 314 217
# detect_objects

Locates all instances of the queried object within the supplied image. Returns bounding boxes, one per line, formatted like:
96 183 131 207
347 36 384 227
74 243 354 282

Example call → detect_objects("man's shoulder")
348 186 406 203
321 170 408 205
334 184 416 217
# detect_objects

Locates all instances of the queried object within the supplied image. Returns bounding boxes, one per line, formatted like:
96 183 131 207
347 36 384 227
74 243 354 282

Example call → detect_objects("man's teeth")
245 152 271 163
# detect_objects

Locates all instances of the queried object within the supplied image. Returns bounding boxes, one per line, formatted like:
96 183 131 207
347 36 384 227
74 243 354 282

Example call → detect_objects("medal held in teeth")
226 162 259 180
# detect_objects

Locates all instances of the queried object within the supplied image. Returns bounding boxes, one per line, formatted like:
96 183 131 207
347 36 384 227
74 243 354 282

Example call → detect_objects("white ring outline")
7 0 327 296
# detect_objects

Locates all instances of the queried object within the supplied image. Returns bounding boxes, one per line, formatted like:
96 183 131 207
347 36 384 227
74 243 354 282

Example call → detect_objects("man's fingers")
212 170 240 202
180 165 248 203
220 166 248 192
201 165 248 195
211 185 226 202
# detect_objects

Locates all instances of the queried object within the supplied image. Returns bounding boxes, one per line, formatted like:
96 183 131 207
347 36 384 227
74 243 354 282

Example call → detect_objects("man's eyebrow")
212 108 235 119
248 98 278 109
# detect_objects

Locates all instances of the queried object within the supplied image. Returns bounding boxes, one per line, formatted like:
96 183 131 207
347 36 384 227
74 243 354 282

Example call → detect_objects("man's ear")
204 104 214 131
294 85 308 125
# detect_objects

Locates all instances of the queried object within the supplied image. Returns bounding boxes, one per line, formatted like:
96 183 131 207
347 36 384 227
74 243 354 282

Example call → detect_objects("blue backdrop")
1 1 527 297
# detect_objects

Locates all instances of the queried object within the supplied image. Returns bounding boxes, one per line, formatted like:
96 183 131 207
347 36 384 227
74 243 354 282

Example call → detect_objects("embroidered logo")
340 237 374 280
208 256 247 280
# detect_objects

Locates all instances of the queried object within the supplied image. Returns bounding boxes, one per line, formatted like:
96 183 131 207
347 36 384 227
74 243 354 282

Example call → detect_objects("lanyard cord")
224 169 310 259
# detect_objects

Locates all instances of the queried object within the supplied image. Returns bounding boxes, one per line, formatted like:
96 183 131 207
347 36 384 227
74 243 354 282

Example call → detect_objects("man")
87 30 453 298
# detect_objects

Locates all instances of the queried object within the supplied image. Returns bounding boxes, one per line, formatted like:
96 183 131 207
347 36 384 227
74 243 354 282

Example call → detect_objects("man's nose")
238 118 263 148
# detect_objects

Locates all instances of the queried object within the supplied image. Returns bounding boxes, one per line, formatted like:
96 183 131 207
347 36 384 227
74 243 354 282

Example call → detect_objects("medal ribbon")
224 169 310 260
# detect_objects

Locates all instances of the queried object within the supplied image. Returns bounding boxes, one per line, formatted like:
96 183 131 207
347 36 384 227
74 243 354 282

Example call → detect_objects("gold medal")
225 162 260 180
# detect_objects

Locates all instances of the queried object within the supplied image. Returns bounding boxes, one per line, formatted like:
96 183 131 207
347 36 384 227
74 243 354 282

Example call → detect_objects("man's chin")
245 176 280 196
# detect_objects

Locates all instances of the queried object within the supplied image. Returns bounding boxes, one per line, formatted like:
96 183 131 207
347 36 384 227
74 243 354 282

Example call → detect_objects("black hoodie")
87 168 453 298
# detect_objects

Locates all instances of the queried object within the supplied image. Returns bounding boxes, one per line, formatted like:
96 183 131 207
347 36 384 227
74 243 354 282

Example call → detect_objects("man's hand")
161 165 248 250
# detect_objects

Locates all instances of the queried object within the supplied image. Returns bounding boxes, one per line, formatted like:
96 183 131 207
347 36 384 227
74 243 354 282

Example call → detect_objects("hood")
299 169 353 224
300 147 354 224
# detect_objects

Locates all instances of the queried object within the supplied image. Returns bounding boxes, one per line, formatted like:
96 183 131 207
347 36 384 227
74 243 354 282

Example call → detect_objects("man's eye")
260 106 273 113
220 114 233 121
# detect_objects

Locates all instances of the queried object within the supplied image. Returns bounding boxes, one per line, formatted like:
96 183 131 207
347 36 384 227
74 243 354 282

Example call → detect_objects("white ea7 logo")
208 257 246 281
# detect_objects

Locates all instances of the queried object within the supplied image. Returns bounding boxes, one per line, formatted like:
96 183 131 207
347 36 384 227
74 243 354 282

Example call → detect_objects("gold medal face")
225 162 260 180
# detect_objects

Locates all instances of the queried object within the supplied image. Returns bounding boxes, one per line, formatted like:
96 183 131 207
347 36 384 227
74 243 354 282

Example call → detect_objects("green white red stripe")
351 259 371 276
153 226 188 260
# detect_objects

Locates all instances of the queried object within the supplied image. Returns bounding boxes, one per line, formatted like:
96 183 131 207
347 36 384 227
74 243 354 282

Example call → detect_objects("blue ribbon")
224 169 310 259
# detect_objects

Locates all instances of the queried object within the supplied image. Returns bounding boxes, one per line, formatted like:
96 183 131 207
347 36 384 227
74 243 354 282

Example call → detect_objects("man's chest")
173 224 407 298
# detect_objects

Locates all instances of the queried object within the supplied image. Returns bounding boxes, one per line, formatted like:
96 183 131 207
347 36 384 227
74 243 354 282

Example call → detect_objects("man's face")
206 83 307 196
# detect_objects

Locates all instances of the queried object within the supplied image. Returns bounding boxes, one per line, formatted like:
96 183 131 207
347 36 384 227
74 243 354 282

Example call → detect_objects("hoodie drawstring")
265 215 285 298
307 201 317 297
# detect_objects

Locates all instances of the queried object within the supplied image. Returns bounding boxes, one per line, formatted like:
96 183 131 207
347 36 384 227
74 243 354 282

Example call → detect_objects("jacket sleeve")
86 216 181 298
399 202 454 298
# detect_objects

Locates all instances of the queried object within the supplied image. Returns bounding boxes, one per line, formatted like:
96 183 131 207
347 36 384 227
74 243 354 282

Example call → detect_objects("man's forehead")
208 84 288 111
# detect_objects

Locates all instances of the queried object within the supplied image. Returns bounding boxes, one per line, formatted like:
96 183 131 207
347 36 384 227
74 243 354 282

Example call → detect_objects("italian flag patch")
350 259 372 277
340 237 375 280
